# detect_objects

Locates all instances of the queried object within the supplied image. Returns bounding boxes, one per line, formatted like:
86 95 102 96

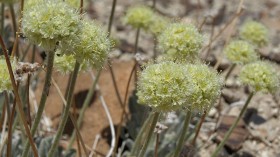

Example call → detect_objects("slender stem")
9 4 17 38
173 110 192 157
139 112 160 157
67 69 101 151
113 63 137 156
225 63 236 81
0 35 38 157
107 0 117 35
8 97 16 157
1 4 4 36
134 28 140 85
47 61 80 157
26 74 32 127
130 113 153 155
4 92 11 157
211 92 254 157
154 133 159 157
191 110 207 145
31 45 36 63
21 51 55 157
152 0 156 9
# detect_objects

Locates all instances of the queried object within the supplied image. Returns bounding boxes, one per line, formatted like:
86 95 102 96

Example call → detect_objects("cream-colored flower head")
137 61 191 112
240 61 279 93
148 14 169 35
22 0 80 51
158 22 203 63
60 19 111 69
240 21 268 47
186 63 223 112
25 0 44 9
0 57 16 92
224 40 258 64
123 5 154 30
54 51 90 74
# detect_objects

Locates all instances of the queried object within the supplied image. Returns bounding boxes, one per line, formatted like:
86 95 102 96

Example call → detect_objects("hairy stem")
138 112 160 157
47 61 80 157
21 51 55 157
211 92 254 157
67 69 102 151
173 110 192 157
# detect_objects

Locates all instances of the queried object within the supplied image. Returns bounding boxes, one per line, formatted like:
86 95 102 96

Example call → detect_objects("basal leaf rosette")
186 64 223 112
240 61 279 93
224 40 258 64
123 5 154 30
22 0 80 51
137 61 192 112
240 21 268 47
158 23 203 63
60 19 111 69
0 57 16 92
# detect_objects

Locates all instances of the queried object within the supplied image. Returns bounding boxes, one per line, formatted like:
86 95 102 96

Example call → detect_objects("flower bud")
224 40 258 64
240 21 268 47
240 61 279 93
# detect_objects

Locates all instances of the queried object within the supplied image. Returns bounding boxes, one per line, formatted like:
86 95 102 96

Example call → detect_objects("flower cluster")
137 61 191 112
224 40 258 64
157 23 203 63
186 64 223 111
123 6 154 30
0 57 16 92
54 51 90 74
148 14 169 35
22 0 80 51
60 20 111 69
240 21 268 47
240 61 279 93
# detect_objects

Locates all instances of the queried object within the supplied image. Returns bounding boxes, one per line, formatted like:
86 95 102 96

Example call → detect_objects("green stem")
9 4 17 38
47 61 80 157
211 92 254 157
21 51 55 157
67 69 101 151
138 112 160 157
107 0 117 35
173 110 192 157
134 28 140 85
130 113 153 155
152 0 156 8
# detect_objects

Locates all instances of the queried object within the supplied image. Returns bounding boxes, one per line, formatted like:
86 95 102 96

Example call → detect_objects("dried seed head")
240 61 279 93
186 63 223 112
22 0 80 51
240 21 268 47
224 40 258 64
137 61 191 112
123 5 154 30
158 23 203 63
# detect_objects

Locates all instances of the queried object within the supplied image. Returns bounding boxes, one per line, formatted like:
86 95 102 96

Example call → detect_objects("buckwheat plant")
212 61 279 157
134 61 191 156
158 22 203 63
240 21 268 47
148 14 169 35
173 63 223 157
